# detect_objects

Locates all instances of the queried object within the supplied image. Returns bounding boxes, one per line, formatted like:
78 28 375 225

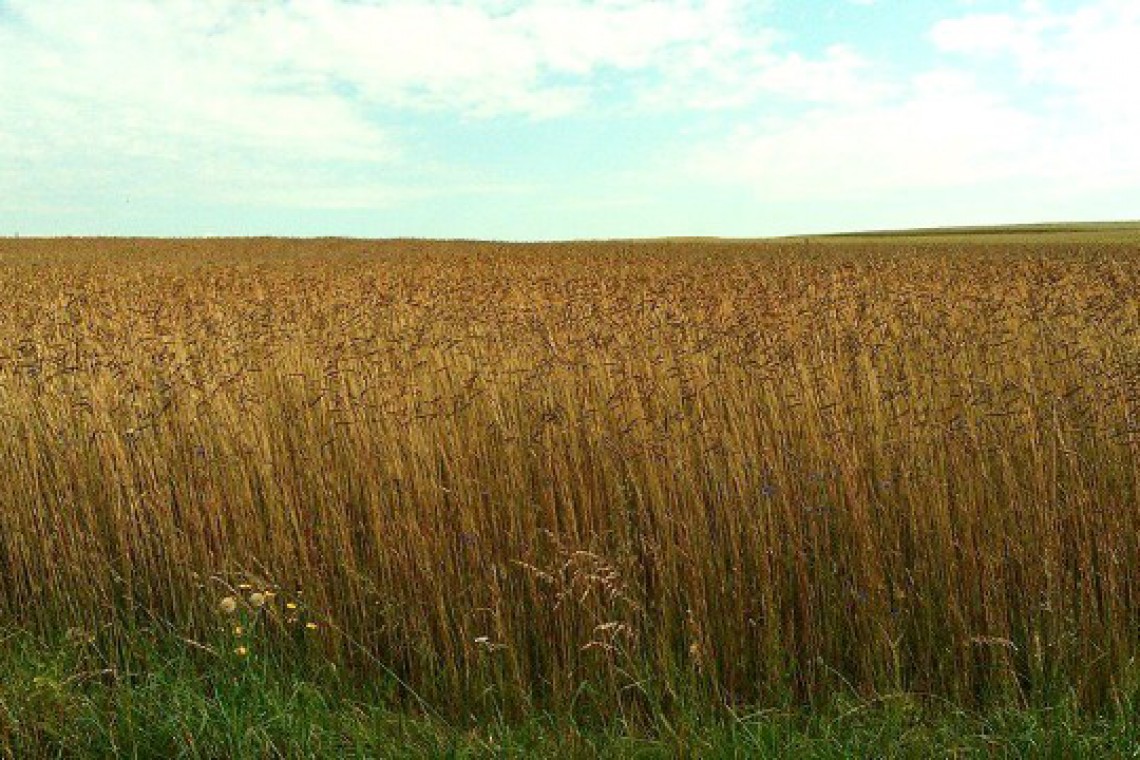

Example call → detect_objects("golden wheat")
1 235 1138 715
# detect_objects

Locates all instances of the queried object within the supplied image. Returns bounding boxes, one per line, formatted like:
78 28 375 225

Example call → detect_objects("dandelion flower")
474 636 502 652
234 646 248 657
237 583 252 590
248 592 266 608
219 596 238 615
306 622 318 631
286 602 298 610
233 626 244 636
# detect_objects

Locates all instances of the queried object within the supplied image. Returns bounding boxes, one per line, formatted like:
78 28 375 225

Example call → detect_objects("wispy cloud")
0 0 874 224
681 0 1140 226
688 69 1038 201
1 0 1136 237
930 0 1140 188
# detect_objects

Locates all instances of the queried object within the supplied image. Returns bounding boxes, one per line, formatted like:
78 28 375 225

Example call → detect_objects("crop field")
2 234 1140 743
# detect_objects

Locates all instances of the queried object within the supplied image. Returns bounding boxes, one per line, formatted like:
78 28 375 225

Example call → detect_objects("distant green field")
814 220 1140 239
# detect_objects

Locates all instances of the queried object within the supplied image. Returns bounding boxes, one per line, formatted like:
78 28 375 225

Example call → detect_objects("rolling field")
2 233 1140 753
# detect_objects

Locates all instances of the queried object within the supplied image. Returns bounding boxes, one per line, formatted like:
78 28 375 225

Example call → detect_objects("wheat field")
2 235 1139 720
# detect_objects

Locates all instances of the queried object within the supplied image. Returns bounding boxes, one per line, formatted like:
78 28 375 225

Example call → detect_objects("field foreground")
2 234 1140 751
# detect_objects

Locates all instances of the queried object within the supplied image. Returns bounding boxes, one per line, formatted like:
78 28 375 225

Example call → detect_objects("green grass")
3 629 1140 758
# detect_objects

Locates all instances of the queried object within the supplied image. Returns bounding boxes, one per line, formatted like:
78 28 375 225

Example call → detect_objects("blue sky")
1 0 1137 239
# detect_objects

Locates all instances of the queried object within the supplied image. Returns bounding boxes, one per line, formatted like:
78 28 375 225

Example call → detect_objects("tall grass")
2 236 1139 719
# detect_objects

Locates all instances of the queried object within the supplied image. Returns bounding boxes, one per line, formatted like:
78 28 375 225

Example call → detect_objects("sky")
1 0 1138 239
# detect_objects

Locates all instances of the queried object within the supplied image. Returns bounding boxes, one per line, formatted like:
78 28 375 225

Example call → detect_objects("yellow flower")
248 592 266 608
306 622 318 631
234 646 248 657
233 626 244 636
219 596 238 615
286 602 298 610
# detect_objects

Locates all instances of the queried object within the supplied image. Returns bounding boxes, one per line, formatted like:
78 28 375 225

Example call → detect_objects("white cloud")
686 0 1140 212
0 0 883 217
1 0 864 126
3 0 1135 234
930 0 1140 189
931 1 1140 115
649 41 888 111
689 69 1040 201
1 2 395 160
